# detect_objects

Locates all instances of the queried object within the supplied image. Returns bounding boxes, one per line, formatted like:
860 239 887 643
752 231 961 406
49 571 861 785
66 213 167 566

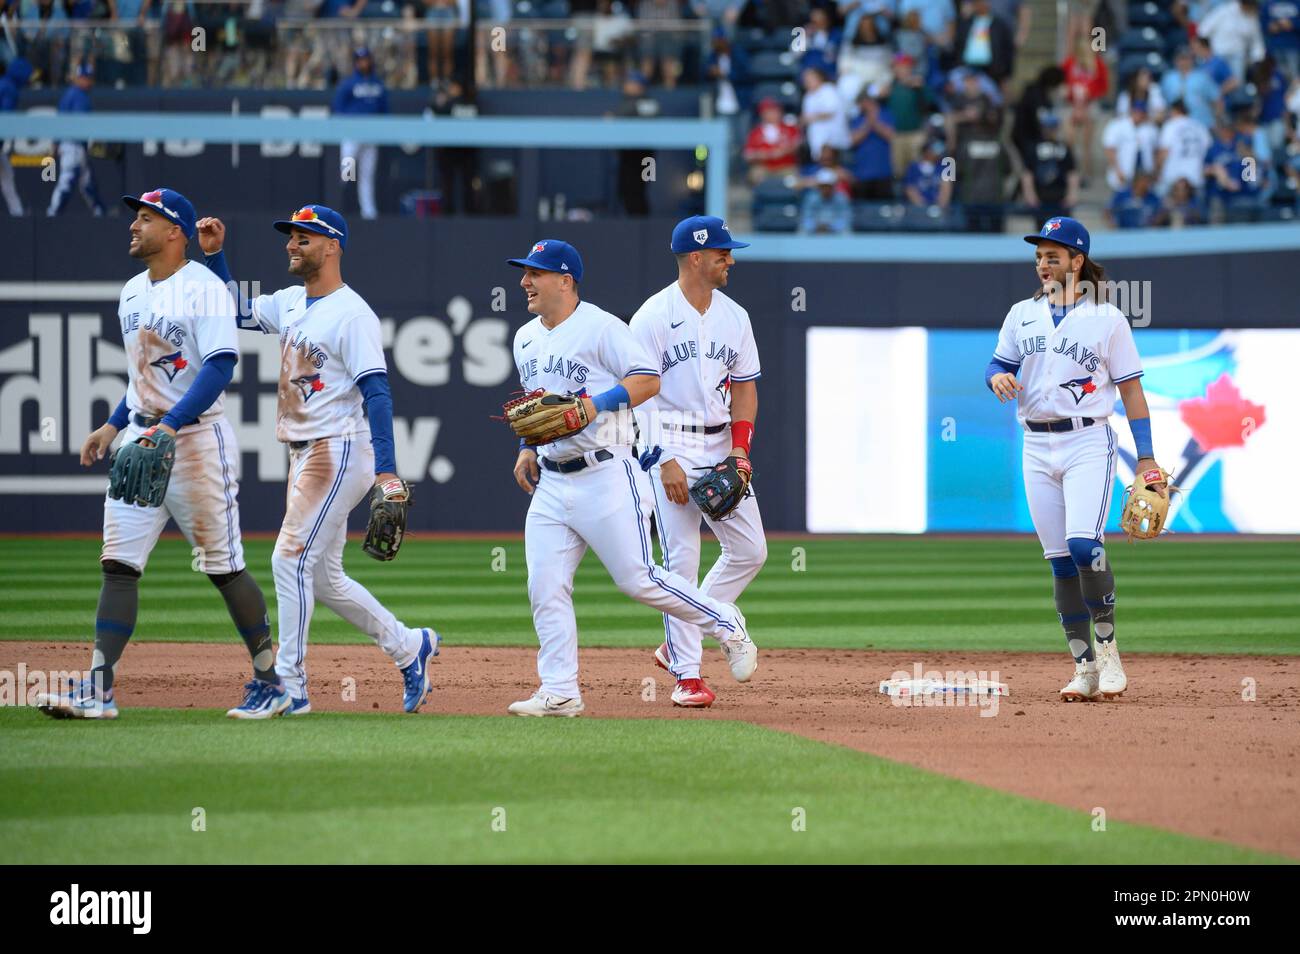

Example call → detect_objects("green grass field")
1 536 1297 654
2 536 1295 864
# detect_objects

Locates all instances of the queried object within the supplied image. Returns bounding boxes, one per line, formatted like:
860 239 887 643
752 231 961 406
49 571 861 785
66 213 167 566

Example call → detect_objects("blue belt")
541 449 614 474
1026 417 1095 433
132 412 162 428
665 423 728 435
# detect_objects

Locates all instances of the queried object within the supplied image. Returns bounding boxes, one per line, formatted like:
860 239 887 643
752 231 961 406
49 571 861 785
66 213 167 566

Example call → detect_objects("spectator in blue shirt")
801 6 842 79
1204 118 1260 215
848 92 895 198
903 136 952 206
1191 34 1239 98
1251 54 1290 151
47 63 106 217
1262 0 1300 78
1107 170 1162 227
1154 176 1209 226
333 46 388 219
800 166 852 233
1 56 33 216
1161 45 1224 129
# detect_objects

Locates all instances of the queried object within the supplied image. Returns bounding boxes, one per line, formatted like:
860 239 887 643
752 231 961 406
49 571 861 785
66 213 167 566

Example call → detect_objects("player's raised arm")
196 216 266 330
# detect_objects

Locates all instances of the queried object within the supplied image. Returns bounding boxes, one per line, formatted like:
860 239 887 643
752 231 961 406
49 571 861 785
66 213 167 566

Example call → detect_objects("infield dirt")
6 642 1297 859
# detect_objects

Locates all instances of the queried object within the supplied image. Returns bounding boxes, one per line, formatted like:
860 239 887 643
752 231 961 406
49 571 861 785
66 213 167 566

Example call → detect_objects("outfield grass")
0 707 1282 864
1 537 1297 654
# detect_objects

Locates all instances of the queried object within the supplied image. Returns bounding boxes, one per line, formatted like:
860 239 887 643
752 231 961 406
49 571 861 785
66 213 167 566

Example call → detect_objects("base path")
7 642 1298 859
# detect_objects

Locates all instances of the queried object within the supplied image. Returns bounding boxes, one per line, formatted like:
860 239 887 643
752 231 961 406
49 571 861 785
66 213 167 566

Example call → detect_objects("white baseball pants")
648 433 767 680
340 141 378 219
524 447 744 698
101 417 245 575
271 434 422 697
1022 421 1118 559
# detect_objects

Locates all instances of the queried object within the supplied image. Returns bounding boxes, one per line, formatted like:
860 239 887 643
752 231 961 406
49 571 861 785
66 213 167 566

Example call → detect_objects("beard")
128 236 158 259
289 257 321 281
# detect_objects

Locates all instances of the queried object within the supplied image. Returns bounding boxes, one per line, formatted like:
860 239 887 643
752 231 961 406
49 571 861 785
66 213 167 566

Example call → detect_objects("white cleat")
1060 660 1101 702
36 679 119 720
507 691 585 718
719 604 757 683
1096 640 1127 698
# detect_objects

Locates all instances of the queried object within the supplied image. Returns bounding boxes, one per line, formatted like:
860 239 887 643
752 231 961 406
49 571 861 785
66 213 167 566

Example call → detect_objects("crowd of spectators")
4 0 1300 230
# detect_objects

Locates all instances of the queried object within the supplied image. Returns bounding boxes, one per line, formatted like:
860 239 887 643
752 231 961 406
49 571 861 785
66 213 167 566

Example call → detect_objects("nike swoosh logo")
1021 320 1034 326
521 340 532 349
671 321 684 329
124 294 137 302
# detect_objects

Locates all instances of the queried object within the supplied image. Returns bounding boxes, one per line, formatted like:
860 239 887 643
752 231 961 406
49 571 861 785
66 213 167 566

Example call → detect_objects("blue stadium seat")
360 0 404 17
1118 27 1166 55
900 204 961 231
1127 2 1172 29
1118 51 1167 83
513 0 541 18
540 0 570 16
851 201 909 232
751 175 799 214
751 80 802 113
749 50 800 82
737 27 797 54
754 204 800 232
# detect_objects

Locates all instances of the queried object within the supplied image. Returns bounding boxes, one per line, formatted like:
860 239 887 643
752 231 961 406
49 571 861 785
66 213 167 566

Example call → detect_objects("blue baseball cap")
507 239 583 284
1024 216 1090 257
670 215 750 254
274 204 348 249
122 187 196 239
75 62 94 79
354 46 372 60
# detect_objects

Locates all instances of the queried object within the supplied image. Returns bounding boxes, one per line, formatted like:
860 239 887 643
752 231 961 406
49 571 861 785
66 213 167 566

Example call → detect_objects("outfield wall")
2 216 1295 533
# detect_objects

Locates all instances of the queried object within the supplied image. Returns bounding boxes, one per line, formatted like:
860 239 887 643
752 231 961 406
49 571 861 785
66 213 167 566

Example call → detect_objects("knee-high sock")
210 570 277 683
1078 563 1117 644
1051 557 1093 663
93 561 140 693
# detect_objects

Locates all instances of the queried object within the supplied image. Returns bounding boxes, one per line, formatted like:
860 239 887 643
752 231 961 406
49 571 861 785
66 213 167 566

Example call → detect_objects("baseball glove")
498 389 591 446
363 478 412 561
1119 465 1178 540
108 427 177 508
689 455 753 521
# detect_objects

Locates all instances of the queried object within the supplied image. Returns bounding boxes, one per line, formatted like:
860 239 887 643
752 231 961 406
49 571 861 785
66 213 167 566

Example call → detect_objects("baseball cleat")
36 678 118 720
507 691 585 718
400 629 440 713
1096 640 1127 698
287 695 312 715
653 642 672 673
226 679 293 719
671 678 716 708
1060 660 1101 702
719 604 757 682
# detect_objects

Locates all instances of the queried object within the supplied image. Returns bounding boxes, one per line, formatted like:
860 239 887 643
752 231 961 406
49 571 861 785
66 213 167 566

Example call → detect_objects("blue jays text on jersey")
121 310 188 349
519 353 591 388
661 339 741 374
1017 334 1102 373
284 328 329 370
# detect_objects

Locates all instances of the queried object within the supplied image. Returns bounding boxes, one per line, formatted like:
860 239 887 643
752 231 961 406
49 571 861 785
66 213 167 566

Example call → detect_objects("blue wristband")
1129 416 1154 459
107 396 130 431
592 384 630 414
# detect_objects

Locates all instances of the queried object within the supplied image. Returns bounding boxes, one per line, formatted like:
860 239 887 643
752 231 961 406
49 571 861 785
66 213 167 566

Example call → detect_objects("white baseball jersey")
513 300 657 460
118 260 238 421
994 296 1143 424
1157 114 1212 190
248 284 386 443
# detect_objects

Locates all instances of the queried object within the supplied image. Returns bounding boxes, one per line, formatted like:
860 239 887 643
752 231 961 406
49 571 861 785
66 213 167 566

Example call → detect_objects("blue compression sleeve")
358 372 397 475
107 396 129 431
984 357 1020 390
592 383 630 414
161 353 237 431
1129 416 1154 459
203 250 254 320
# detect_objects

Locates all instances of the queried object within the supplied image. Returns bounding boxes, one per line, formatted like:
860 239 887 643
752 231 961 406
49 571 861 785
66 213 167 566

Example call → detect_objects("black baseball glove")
363 478 412 561
689 455 753 521
108 427 177 508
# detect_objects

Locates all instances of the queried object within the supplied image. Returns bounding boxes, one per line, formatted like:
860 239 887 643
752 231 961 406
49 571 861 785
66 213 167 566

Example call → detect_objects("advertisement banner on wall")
808 327 1297 534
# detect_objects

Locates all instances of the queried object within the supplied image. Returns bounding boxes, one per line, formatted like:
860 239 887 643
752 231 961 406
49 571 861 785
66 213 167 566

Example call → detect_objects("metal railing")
3 17 711 90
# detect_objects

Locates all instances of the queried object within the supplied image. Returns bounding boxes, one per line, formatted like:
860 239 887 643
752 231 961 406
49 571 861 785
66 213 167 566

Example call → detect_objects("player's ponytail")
1079 257 1108 303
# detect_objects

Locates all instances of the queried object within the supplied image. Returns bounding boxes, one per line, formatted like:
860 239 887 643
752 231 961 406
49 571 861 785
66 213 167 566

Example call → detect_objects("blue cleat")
226 679 293 719
287 695 312 715
401 629 440 713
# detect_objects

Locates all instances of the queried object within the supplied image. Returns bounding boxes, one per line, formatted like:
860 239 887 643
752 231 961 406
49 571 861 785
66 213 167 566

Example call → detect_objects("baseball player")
0 56 32 216
332 46 387 221
630 216 767 708
505 239 756 717
986 217 1168 701
198 204 440 715
35 187 279 720
46 63 106 218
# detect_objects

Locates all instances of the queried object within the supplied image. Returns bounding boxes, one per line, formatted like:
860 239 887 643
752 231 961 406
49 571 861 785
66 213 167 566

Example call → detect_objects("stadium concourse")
3 0 1298 232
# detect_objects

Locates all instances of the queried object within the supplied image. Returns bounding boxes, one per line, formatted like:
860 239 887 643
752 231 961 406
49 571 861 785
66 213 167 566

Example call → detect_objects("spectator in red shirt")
744 97 802 183
1061 32 1110 183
